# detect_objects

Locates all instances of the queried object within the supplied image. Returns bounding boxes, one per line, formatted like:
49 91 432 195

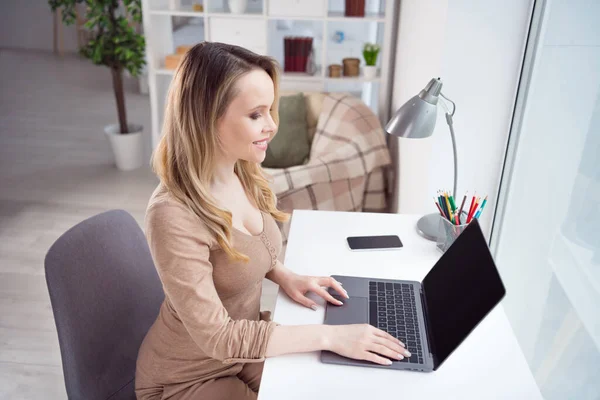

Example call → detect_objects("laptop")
320 218 506 372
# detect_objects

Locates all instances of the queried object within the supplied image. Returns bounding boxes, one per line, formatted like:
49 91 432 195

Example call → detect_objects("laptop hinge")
420 286 439 369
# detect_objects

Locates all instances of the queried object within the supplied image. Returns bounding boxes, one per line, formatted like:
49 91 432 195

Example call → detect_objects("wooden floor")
0 49 278 399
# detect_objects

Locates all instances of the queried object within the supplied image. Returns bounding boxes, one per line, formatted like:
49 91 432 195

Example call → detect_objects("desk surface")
259 210 542 400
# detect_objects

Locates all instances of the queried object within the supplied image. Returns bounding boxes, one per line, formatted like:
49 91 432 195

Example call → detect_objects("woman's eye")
250 113 261 120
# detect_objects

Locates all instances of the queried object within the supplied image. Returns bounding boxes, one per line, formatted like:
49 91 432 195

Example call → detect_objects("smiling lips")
253 139 268 150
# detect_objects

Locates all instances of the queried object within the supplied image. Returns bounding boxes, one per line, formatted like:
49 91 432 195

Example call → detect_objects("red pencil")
466 193 476 223
434 199 444 217
468 197 480 223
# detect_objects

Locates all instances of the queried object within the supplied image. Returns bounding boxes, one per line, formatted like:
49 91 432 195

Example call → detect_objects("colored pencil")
474 195 488 219
444 193 452 222
437 192 445 216
449 194 457 213
468 197 480 223
456 192 467 225
435 189 488 225
458 192 467 217
438 193 446 219
434 199 444 216
467 193 476 222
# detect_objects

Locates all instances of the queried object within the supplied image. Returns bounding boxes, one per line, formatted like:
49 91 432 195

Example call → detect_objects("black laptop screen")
422 219 506 370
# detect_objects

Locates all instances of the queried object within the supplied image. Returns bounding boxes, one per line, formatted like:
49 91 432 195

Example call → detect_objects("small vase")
363 65 377 80
168 0 180 10
228 0 248 13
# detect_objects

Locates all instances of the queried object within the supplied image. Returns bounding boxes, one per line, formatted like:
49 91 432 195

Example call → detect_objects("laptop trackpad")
325 297 368 325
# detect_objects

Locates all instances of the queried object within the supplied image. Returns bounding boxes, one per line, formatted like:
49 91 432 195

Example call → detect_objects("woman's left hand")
280 273 349 310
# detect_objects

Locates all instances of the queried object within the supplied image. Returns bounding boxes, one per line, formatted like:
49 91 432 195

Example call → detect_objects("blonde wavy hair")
151 41 289 262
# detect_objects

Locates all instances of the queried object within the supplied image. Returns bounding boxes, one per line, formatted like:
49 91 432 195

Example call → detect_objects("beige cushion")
279 90 325 143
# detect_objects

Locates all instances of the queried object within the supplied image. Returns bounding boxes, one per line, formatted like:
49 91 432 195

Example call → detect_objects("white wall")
1 0 78 52
392 0 534 237
390 0 448 216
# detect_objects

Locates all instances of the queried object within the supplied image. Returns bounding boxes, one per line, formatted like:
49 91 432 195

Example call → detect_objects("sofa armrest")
264 93 391 196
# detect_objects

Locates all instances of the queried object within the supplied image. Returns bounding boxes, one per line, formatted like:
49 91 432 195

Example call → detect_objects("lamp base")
416 213 442 242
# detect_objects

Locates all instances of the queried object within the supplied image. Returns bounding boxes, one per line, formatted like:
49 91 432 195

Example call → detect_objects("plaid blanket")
264 92 392 256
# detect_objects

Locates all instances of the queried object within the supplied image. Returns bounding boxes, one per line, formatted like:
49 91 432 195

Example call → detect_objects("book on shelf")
284 36 314 74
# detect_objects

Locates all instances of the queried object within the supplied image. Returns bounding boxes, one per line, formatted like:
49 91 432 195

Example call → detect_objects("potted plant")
362 43 380 80
49 0 146 171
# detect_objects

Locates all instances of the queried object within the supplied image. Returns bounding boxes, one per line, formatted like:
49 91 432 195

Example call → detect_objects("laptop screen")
422 219 506 370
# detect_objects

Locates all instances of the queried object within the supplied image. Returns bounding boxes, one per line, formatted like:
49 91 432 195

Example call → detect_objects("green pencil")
449 193 456 212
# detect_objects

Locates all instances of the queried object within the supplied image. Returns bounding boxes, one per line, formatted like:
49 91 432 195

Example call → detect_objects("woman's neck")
211 155 238 189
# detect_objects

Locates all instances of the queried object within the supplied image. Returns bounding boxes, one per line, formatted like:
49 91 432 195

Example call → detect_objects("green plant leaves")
49 0 146 76
362 42 380 66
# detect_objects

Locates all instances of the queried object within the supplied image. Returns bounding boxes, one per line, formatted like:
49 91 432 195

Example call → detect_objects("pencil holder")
436 213 469 253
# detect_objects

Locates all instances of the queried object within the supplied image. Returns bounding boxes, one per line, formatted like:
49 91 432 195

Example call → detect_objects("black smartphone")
346 235 403 251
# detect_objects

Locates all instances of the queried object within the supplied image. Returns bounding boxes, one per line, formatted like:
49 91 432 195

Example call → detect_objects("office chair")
44 210 164 400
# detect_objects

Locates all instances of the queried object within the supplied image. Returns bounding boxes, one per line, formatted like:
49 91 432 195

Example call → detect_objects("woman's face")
216 69 277 164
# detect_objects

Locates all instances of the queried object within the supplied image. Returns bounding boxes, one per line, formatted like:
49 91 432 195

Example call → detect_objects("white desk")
259 210 543 400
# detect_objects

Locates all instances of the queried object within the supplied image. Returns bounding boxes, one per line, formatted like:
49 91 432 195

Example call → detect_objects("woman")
135 42 410 400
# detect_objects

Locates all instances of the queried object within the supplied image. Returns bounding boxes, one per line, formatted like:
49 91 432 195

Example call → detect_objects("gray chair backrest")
44 209 164 400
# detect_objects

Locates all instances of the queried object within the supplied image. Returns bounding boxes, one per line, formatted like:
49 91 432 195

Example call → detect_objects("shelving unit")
141 0 398 148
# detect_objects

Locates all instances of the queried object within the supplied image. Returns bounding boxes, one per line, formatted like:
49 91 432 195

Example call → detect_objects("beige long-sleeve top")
135 184 282 398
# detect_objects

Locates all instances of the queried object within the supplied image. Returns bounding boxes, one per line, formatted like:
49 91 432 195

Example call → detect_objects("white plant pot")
228 0 248 13
104 124 145 171
363 65 377 80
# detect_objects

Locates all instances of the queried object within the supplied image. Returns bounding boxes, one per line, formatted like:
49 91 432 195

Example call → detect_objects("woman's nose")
265 115 277 132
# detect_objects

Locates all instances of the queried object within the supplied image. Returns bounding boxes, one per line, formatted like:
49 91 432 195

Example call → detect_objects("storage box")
342 57 360 76
176 45 193 55
165 54 183 70
328 64 342 77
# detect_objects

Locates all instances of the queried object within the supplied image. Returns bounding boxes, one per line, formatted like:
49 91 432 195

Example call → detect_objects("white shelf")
326 75 381 83
156 68 175 76
267 15 324 21
153 68 380 84
282 71 323 81
283 64 324 81
326 11 385 22
267 15 384 22
149 5 204 17
149 6 264 18
207 9 264 19
142 0 397 148
149 7 385 22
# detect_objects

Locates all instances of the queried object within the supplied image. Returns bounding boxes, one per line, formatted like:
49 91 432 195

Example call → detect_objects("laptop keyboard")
368 281 424 364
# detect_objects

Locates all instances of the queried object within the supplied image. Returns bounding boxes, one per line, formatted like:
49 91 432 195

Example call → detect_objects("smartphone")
346 235 403 251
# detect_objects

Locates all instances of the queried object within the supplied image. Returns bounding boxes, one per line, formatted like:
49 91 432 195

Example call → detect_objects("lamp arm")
440 92 456 116
440 92 458 199
446 113 458 199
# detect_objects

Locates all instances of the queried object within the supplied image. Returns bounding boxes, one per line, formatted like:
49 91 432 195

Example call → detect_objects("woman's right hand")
324 324 411 365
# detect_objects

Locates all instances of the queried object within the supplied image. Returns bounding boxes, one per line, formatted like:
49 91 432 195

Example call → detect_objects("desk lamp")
385 78 458 241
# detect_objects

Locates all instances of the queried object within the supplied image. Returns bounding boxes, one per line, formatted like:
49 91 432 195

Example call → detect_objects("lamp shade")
385 78 443 139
